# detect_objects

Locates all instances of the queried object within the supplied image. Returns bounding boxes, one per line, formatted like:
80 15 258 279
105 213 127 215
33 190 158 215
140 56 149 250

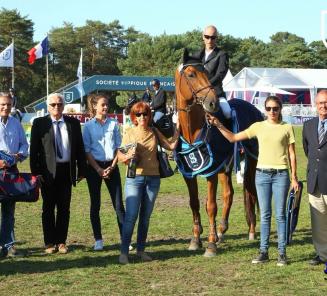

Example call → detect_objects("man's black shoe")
308 255 324 266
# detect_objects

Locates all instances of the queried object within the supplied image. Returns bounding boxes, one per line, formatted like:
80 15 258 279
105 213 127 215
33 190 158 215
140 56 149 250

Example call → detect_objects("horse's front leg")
184 176 203 250
204 173 218 257
217 171 234 242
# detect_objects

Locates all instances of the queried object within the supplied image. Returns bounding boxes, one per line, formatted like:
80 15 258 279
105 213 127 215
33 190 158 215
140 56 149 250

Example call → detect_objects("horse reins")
177 66 213 113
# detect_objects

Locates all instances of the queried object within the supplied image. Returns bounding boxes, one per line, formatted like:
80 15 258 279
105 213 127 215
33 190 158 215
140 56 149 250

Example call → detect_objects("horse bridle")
176 63 214 142
177 63 214 113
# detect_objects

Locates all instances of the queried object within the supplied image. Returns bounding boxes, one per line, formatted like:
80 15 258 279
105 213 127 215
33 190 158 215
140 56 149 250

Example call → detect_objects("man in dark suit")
303 89 327 265
150 79 167 123
30 93 86 254
193 25 231 119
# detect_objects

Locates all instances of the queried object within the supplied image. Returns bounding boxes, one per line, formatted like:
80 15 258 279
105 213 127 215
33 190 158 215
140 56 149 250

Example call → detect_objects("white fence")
254 104 317 125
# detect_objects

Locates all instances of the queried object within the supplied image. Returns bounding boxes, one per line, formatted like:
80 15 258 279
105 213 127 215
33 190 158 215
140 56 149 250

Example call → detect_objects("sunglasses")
135 112 148 117
204 35 217 40
265 106 280 112
49 103 63 108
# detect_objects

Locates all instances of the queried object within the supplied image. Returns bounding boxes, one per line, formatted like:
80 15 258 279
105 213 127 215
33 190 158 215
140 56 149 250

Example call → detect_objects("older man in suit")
30 93 86 254
193 25 231 119
303 89 327 265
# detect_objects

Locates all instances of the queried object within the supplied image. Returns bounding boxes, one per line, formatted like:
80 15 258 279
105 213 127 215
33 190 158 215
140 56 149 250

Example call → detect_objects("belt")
96 160 113 168
56 162 70 166
256 168 288 174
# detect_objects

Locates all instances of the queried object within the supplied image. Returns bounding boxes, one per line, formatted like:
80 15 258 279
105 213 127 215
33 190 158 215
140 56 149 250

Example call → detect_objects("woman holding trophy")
118 101 179 264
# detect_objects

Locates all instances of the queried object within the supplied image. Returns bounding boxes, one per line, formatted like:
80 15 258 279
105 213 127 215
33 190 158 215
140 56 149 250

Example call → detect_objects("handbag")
0 171 40 202
152 128 174 178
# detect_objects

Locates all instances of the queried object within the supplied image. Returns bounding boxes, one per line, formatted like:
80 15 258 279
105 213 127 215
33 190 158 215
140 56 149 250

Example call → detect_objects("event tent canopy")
223 67 327 105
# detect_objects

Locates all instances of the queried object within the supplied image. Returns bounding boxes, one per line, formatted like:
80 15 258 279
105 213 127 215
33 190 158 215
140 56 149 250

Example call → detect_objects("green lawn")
0 126 326 295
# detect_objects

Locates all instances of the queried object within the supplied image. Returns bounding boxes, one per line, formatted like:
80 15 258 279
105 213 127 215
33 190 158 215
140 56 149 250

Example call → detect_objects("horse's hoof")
188 238 202 251
217 232 225 243
203 242 217 257
249 232 255 240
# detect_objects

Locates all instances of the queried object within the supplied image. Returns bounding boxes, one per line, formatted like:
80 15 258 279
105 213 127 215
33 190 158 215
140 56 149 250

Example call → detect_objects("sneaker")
45 244 57 254
58 244 68 254
94 240 104 251
136 251 152 262
7 246 24 258
119 253 129 264
252 252 269 264
277 254 288 266
308 255 324 266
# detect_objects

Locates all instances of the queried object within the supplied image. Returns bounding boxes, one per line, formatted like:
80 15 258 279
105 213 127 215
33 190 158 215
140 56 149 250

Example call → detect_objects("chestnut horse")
174 51 262 257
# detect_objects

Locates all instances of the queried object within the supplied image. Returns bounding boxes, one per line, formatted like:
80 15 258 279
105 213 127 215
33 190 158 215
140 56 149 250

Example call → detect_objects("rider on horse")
192 25 231 120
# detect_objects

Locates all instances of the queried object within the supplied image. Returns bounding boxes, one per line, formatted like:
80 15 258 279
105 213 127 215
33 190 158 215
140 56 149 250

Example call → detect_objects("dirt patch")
155 194 188 208
156 194 245 209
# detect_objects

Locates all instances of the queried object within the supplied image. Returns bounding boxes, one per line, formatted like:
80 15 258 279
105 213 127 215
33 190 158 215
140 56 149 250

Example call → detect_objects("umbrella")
286 181 303 244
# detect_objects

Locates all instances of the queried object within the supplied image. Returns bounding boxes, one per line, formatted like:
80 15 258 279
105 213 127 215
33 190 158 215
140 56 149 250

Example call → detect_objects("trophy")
119 143 137 178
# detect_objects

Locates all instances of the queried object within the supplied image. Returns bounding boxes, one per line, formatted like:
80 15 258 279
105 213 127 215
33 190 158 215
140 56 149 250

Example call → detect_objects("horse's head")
175 49 219 115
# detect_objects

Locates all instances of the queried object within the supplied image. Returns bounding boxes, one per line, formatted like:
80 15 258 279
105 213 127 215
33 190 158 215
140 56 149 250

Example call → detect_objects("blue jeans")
121 175 160 255
0 200 15 250
255 170 290 255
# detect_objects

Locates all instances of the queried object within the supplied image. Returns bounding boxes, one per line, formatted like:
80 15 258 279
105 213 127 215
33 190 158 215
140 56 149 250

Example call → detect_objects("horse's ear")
182 48 190 64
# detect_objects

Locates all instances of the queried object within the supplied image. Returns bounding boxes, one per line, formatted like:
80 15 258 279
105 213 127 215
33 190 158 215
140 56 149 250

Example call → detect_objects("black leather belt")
256 168 288 174
56 162 69 166
96 160 113 168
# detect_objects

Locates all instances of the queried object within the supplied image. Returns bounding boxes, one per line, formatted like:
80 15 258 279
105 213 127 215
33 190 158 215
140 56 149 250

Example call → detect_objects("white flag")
76 49 85 98
0 42 14 67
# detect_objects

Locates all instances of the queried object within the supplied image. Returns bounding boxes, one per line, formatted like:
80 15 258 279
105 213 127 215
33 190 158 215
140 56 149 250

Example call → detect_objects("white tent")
223 69 233 85
223 67 327 106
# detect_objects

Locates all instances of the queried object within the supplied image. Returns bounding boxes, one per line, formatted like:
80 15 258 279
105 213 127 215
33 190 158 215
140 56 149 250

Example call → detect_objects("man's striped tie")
319 121 325 144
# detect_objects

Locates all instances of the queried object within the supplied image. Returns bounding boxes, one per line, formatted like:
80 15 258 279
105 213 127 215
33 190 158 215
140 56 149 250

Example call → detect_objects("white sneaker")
93 239 103 251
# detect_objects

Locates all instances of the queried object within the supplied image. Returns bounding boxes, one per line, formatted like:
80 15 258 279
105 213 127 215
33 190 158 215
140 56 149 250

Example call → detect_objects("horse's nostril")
203 100 219 113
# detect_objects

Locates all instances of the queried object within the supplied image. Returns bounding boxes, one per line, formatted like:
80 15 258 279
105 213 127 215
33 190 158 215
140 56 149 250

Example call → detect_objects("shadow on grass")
0 241 204 276
0 228 314 276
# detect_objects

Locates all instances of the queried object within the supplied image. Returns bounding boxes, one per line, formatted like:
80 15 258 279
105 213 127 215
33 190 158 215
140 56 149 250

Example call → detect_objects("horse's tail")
242 152 259 233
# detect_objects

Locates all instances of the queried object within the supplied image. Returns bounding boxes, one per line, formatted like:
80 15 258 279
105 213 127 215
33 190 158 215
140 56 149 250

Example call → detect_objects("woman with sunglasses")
83 94 125 251
117 101 179 264
207 95 299 266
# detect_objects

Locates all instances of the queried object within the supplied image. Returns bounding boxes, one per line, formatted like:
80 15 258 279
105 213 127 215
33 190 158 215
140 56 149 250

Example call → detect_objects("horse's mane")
181 62 205 73
181 49 206 73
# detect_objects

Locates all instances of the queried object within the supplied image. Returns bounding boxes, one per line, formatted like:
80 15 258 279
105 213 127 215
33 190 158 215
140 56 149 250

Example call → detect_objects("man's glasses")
49 103 63 108
135 112 148 117
265 106 280 112
204 35 217 40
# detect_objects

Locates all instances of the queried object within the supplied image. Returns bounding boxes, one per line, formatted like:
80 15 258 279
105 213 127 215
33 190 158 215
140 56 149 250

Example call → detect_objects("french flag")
28 36 49 65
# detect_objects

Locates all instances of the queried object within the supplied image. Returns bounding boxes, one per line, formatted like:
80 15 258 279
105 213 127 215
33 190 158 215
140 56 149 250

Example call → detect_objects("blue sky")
1 0 327 44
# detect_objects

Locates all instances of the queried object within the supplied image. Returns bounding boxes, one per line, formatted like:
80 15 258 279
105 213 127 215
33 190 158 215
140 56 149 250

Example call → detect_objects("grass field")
0 126 326 295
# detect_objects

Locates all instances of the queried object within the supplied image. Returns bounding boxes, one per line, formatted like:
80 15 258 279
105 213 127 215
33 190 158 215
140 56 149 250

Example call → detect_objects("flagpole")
12 38 14 88
80 48 83 109
46 34 49 98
